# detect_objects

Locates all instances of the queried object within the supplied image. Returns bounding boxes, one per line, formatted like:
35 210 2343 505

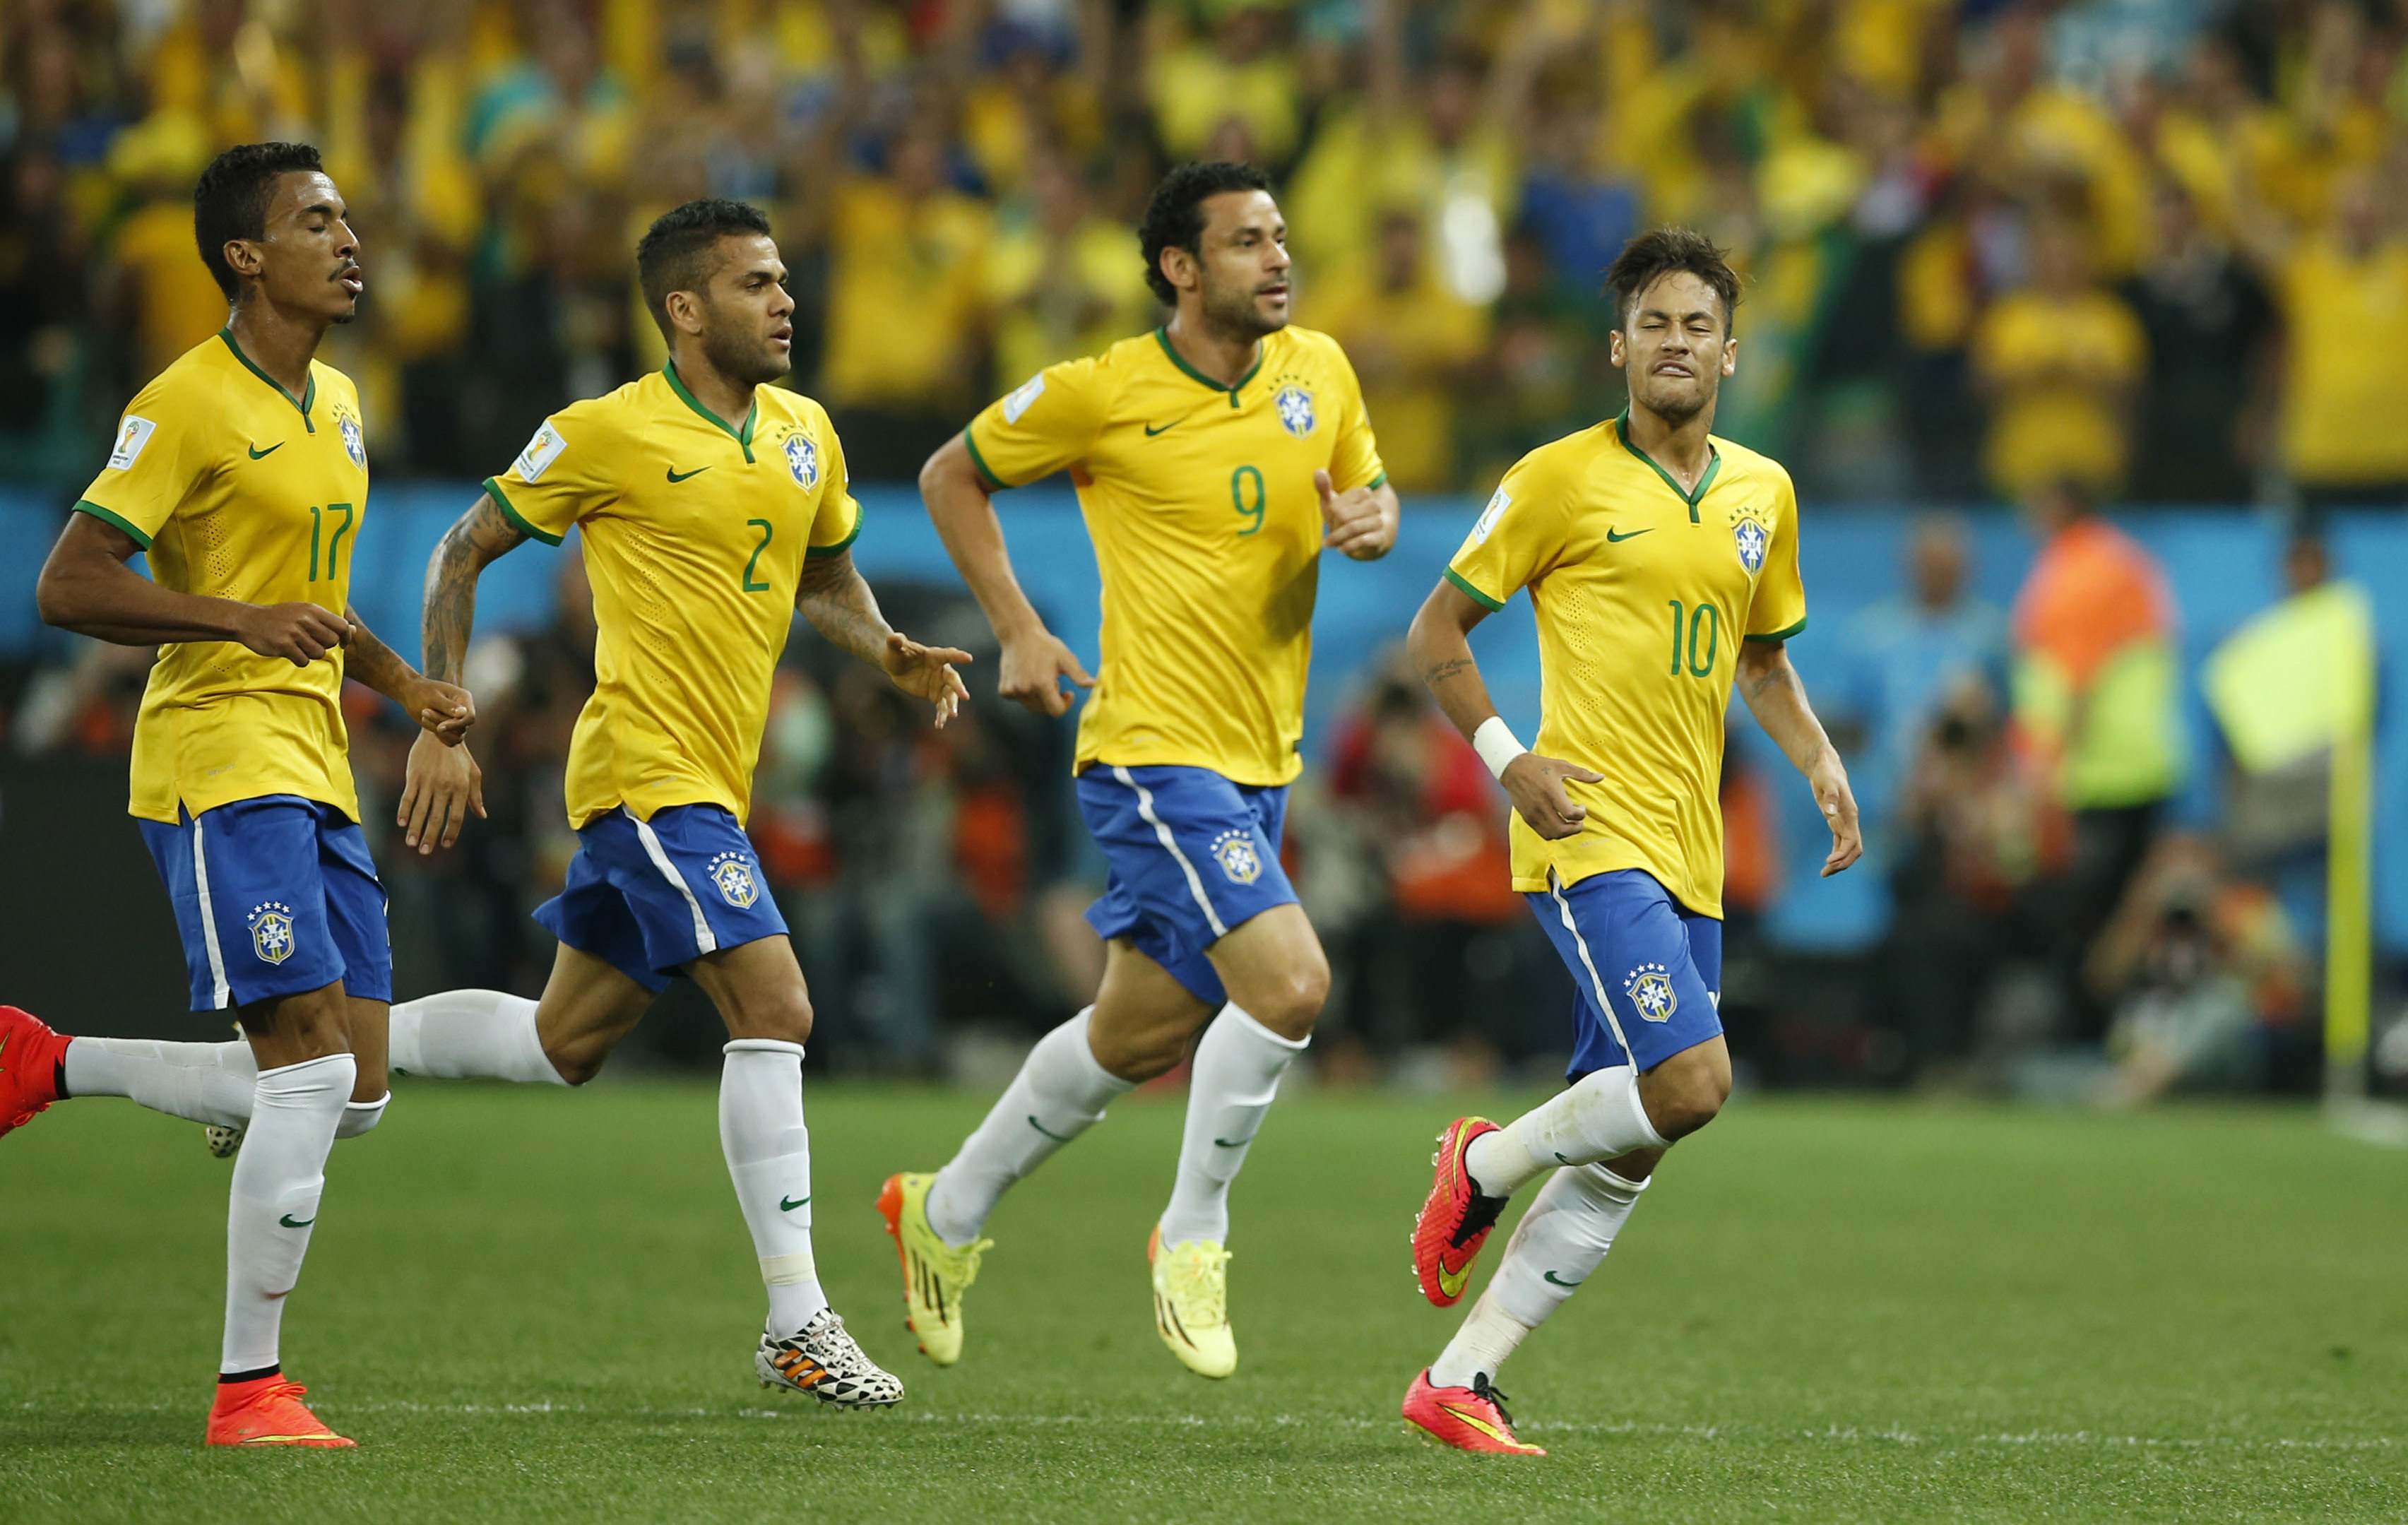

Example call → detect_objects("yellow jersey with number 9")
77 331 371 824
1444 415 1807 918
966 326 1386 785
486 364 861 829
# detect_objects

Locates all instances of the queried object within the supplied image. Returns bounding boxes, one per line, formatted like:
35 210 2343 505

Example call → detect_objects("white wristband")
1471 716 1527 781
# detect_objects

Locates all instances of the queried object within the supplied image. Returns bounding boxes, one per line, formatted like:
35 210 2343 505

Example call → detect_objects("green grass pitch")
4 1081 2404 1522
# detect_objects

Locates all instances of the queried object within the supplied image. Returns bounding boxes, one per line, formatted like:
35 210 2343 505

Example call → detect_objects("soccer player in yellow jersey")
0 143 474 1447
1396 230 1863 1454
386 200 968 1409
879 162 1399 1380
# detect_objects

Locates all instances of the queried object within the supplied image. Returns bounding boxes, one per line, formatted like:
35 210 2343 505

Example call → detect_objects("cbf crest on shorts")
1274 384 1316 438
1209 829 1264 885
1729 502 1772 577
784 432 819 490
248 901 297 965
1624 961 1678 1023
706 850 760 909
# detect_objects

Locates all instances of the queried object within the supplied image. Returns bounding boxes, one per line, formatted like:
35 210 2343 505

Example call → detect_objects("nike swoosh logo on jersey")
1606 527 1652 542
1543 1269 1583 1287
667 466 710 482
279 1214 315 1228
1143 420 1184 436
248 443 283 459
780 1195 809 1211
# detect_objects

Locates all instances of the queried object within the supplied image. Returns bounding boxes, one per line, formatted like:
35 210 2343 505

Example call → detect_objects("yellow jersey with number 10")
1445 415 1808 918
486 365 862 830
76 330 371 824
966 326 1387 785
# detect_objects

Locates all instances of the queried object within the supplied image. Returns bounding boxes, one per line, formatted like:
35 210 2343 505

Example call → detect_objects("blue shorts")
1529 868 1724 1079
138 795 393 1012
534 804 788 993
1076 764 1297 1007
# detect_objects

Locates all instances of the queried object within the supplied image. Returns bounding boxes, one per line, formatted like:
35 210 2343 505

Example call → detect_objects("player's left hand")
404 676 476 745
1318 470 1396 561
882 630 974 728
1810 750 1862 877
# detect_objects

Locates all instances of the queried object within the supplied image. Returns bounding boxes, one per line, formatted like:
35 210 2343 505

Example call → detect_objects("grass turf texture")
3 1084 2403 1523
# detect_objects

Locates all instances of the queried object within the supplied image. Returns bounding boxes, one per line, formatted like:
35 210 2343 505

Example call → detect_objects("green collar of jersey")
218 328 316 432
1155 328 1263 407
1614 409 1719 521
664 360 759 462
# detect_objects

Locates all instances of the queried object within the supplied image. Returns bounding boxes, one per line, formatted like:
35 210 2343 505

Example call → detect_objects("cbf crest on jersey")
1729 502 1772 577
1624 961 1678 1023
784 432 819 490
1274 384 1317 438
248 901 297 966
707 850 760 909
1209 829 1264 885
333 402 367 468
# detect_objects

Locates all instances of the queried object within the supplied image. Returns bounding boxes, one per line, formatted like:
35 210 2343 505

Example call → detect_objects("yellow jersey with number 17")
76 330 371 824
1445 414 1807 918
485 365 861 830
966 326 1386 786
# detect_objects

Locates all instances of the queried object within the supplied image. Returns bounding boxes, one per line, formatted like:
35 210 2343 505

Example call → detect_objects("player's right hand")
997 630 1094 718
1501 753 1605 841
398 730 486 855
235 602 354 667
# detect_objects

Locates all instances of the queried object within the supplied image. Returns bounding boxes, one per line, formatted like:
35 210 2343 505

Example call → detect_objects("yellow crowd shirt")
78 330 370 824
1445 415 1808 917
966 326 1387 786
485 367 862 829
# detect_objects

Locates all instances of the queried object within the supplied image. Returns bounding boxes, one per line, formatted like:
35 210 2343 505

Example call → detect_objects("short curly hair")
636 198 774 338
1138 161 1274 307
1606 227 1742 333
193 142 326 300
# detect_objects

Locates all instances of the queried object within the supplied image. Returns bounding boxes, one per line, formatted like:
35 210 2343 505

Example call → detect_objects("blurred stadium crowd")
2 0 2402 1096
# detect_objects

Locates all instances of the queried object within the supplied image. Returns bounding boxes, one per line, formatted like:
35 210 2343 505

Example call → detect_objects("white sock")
1157 1003 1306 1249
1464 1066 1666 1198
222 1052 353 1375
62 1037 256 1127
1430 1163 1649 1389
926 1007 1133 1247
718 1040 827 1336
389 990 566 1084
337 1093 389 1139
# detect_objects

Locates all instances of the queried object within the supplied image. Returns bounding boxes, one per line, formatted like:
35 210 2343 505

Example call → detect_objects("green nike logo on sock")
279 1214 315 1228
1214 1134 1257 1149
1543 1269 1582 1287
1026 1114 1075 1142
779 1195 809 1212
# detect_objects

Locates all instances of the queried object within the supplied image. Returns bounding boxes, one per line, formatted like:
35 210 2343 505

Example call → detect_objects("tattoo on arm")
795 550 894 667
422 495 527 685
1422 656 1475 685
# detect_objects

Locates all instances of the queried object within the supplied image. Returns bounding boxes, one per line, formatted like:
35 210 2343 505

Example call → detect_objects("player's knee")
1242 957 1329 1041
723 989 812 1048
1642 1052 1731 1141
545 1045 608 1086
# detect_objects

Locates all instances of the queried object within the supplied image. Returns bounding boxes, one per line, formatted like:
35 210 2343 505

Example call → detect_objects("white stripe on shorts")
1111 765 1228 939
629 808 718 956
189 817 232 1009
1546 867 1636 1064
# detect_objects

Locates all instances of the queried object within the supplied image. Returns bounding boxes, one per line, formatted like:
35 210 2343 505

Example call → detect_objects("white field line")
13 1401 2397 1452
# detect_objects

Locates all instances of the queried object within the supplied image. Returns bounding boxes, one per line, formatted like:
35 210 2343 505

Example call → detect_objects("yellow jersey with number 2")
966 326 1387 787
1445 414 1807 918
77 330 371 824
485 364 861 830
